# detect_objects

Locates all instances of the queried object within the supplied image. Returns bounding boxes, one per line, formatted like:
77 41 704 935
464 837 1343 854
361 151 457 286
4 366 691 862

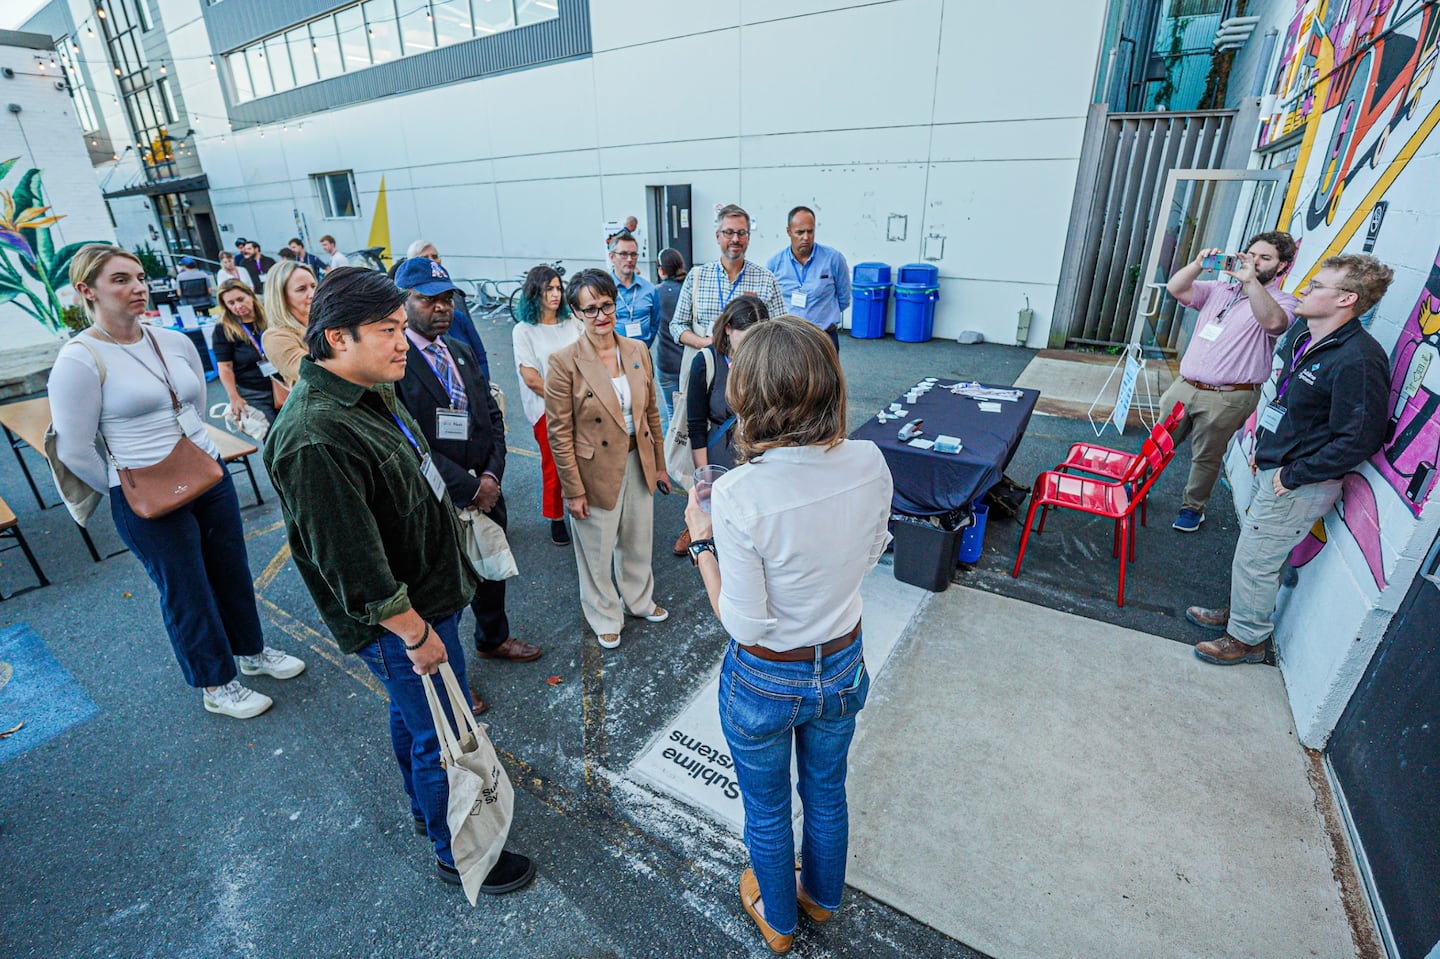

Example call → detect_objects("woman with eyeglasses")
513 263 584 545
259 260 318 389
544 269 671 650
682 316 892 954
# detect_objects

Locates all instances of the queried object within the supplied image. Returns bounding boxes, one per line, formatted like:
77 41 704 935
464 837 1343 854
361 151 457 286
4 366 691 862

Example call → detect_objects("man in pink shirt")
1159 231 1299 532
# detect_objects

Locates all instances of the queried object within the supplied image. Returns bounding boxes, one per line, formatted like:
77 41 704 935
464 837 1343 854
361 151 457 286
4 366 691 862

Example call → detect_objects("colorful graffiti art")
0 157 104 335
1378 244 1440 514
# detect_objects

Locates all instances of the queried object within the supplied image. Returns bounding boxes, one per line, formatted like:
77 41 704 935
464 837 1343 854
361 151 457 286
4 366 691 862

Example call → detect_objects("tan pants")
570 448 657 636
1158 377 1261 513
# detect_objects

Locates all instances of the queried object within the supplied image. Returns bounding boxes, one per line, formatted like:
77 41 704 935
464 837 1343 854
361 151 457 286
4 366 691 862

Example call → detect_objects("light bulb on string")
86 26 94 37
96 7 105 19
160 63 167 74
209 59 215 70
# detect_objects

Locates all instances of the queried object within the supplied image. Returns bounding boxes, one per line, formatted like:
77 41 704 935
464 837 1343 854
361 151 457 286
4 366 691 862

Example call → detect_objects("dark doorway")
192 211 221 264
647 184 692 281
1326 533 1440 958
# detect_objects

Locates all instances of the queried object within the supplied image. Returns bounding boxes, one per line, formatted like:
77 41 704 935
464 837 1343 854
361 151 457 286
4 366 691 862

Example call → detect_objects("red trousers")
534 416 564 521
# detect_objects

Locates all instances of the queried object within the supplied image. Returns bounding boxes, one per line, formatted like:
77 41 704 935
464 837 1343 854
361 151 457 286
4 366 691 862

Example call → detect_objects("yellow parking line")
252 543 291 593
244 520 285 540
257 597 387 699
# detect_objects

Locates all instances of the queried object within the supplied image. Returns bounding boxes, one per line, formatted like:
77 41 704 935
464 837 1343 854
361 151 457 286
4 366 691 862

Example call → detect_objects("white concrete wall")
0 36 115 350
166 0 1109 347
1224 0 1440 747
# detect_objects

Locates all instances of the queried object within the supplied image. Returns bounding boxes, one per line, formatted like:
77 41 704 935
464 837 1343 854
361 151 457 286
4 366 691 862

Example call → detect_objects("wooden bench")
0 397 264 563
0 492 48 599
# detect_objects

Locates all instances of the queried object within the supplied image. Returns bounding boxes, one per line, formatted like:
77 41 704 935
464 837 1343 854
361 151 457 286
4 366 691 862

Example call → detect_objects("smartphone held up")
1202 252 1240 274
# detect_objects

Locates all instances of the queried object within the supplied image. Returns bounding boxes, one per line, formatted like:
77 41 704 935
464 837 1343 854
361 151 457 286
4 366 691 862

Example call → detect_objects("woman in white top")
48 245 304 719
683 316 893 954
544 269 670 650
258 260 317 389
216 251 251 290
511 263 582 545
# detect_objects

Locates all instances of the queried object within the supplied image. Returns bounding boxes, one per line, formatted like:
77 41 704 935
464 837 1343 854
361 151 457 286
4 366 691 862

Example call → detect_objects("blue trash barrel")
893 263 940 343
957 503 989 564
850 262 891 339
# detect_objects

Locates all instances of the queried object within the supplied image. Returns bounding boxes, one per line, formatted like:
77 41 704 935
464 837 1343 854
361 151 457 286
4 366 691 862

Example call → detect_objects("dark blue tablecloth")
849 380 1039 516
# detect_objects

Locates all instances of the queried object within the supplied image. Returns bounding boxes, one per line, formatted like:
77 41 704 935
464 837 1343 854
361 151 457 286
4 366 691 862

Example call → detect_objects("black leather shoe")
436 858 462 885
550 520 571 546
481 850 537 895
413 816 426 837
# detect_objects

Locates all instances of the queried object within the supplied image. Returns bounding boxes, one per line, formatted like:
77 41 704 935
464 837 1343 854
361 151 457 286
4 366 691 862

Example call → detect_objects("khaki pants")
1158 377 1261 513
1227 468 1342 646
570 448 657 636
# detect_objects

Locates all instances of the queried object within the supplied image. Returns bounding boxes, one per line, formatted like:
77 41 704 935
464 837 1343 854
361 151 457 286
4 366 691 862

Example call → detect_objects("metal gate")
1054 107 1236 350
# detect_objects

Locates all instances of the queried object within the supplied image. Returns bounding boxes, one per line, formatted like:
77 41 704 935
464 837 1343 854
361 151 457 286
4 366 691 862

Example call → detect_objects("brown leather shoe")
1194 634 1267 665
470 691 489 715
1185 605 1230 630
796 866 833 923
476 637 543 662
673 528 692 556
740 869 794 954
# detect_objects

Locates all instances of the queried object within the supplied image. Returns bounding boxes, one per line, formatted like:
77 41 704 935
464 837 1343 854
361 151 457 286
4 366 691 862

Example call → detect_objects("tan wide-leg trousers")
570 448 657 637
1158 377 1261 513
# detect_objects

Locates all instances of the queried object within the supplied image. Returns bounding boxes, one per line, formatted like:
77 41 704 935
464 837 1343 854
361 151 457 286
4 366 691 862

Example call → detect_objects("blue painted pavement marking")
0 623 98 764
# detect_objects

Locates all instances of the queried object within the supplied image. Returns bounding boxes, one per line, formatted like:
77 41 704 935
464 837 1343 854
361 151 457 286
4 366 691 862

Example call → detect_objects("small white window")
312 171 359 219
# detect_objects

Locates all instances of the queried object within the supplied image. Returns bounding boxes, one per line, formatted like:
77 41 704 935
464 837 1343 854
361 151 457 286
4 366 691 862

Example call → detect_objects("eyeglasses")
1305 279 1352 294
719 229 751 239
612 251 639 259
577 301 617 319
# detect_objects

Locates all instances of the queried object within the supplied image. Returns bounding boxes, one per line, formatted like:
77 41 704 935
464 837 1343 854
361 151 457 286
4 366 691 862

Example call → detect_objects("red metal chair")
1055 402 1186 525
1012 429 1177 606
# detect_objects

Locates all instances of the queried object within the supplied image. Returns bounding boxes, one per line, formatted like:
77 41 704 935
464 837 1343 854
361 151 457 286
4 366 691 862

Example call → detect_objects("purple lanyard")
1276 333 1313 400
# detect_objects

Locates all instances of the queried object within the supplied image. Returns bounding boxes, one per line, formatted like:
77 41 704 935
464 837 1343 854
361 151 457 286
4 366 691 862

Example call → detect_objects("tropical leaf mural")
0 157 109 336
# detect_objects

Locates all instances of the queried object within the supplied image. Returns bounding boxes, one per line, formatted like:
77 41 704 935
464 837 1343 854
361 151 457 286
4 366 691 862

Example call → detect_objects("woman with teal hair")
512 263 583 545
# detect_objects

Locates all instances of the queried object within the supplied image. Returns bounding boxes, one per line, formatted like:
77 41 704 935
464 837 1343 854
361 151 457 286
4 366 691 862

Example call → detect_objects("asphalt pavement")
0 319 1244 959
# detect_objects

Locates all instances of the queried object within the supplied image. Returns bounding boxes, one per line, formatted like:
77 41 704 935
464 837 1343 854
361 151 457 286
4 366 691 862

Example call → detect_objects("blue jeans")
355 612 468 866
110 467 264 688
718 635 870 936
658 368 680 434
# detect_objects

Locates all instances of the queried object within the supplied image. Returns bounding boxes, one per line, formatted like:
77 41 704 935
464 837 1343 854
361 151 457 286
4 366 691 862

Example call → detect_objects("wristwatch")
687 538 717 566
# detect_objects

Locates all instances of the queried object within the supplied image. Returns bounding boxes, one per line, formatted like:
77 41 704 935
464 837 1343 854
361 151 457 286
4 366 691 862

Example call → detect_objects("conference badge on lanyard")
435 408 469 441
392 412 448 502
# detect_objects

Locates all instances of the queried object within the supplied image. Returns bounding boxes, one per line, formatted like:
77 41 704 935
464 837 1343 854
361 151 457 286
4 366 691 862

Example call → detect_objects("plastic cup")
694 465 729 513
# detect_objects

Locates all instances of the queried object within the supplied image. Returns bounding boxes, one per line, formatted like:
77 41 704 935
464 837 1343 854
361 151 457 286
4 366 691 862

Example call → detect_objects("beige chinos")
571 447 657 636
1158 377 1261 513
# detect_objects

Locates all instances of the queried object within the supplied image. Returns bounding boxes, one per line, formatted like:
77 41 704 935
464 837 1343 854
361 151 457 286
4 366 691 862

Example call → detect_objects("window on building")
363 0 402 65
224 0 559 104
157 76 178 123
130 0 154 33
313 171 359 218
56 37 100 133
1168 0 1224 15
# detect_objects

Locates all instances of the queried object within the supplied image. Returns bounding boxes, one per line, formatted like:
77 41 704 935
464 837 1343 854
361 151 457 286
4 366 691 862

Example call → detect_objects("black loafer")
550 520 571 545
481 850 537 895
413 816 426 837
436 858 462 885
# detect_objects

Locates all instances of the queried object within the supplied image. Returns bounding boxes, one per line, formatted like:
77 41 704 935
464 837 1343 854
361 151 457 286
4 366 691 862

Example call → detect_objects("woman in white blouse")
683 315 893 954
48 245 303 720
511 263 582 545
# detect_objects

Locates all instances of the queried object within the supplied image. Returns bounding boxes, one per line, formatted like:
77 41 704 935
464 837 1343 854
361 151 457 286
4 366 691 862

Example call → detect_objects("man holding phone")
1159 231 1300 532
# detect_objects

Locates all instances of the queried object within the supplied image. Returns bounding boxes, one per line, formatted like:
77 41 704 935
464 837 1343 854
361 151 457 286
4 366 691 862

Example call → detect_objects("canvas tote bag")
423 662 514 906
663 346 714 490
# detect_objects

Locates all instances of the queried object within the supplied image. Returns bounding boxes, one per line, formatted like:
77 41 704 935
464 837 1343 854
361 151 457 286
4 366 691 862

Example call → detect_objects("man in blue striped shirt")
766 206 852 351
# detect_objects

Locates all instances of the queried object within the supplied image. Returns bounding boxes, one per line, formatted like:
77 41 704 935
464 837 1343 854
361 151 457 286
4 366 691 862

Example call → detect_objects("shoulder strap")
66 335 107 387
702 347 715 391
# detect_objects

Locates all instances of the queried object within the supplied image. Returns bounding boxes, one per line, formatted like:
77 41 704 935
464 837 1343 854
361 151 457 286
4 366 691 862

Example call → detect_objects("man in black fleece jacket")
1187 253 1394 665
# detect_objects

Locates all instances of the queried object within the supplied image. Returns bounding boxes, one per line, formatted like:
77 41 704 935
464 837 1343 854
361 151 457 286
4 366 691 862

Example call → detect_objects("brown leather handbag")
271 376 291 409
105 329 224 519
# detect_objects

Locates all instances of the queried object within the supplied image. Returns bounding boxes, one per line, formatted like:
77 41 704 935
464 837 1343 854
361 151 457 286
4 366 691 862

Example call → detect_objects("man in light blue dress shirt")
609 231 661 346
766 206 852 351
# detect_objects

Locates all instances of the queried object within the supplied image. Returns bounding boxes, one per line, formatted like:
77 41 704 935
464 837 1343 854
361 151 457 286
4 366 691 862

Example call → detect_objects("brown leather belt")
627 435 638 451
1184 377 1255 393
739 621 861 662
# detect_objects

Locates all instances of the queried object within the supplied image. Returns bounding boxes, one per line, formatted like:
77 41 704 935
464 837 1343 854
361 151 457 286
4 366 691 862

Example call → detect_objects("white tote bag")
663 347 714 490
423 662 514 906
455 506 519 581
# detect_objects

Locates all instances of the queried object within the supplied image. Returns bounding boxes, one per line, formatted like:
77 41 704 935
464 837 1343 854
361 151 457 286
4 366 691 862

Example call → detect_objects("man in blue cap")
175 255 215 313
393 257 542 691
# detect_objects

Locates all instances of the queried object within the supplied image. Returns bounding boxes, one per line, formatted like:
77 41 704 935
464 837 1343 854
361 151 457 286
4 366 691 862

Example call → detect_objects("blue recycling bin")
893 263 940 343
957 503 989 564
850 262 891 339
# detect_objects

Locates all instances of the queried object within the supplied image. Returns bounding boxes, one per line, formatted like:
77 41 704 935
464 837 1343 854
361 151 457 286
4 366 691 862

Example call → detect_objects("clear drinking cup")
694 465 729 513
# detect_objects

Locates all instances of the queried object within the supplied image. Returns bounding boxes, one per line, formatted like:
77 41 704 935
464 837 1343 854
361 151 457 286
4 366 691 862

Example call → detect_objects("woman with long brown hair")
212 279 281 430
48 245 304 719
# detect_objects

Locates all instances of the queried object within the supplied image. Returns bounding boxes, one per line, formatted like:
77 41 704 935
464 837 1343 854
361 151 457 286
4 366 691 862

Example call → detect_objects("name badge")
257 360 279 377
624 322 644 338
435 409 469 441
176 403 203 435
790 291 808 310
1198 322 1224 341
420 453 448 502
1258 403 1286 433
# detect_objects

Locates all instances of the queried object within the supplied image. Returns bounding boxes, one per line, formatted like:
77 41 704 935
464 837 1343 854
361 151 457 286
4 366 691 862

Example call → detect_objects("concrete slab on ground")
846 584 1358 959
1014 349 1176 428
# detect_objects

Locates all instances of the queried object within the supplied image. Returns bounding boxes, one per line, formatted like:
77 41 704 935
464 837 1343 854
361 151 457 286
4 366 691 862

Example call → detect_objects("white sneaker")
597 633 621 650
639 605 668 624
238 647 306 680
203 680 273 719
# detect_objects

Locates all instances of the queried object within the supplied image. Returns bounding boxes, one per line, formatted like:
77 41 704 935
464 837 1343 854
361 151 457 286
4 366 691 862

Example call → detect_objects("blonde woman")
259 260 317 387
212 279 279 429
48 245 304 719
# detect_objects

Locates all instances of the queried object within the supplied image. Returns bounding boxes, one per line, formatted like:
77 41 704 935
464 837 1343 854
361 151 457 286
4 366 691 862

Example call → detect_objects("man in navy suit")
394 258 542 705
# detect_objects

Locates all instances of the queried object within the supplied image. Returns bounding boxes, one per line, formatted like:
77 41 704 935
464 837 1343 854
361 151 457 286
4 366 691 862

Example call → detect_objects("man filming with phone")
1158 231 1300 533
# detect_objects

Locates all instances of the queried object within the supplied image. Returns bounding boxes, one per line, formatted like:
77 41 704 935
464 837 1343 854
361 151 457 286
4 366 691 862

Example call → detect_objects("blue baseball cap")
178 256 197 267
395 257 460 296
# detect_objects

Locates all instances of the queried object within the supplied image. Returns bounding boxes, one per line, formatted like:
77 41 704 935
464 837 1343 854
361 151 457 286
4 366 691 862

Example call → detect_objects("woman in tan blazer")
545 269 671 649
259 260 317 388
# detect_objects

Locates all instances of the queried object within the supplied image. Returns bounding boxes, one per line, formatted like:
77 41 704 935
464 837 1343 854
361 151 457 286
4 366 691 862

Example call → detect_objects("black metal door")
663 185 692 272
1327 533 1440 959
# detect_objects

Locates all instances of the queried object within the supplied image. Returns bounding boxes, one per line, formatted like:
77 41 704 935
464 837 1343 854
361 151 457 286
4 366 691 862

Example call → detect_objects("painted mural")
0 156 104 336
1228 0 1440 610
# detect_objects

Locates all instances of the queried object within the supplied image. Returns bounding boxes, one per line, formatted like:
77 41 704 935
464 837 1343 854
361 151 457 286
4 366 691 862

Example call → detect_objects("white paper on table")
978 401 1003 412
177 305 200 329
156 304 175 323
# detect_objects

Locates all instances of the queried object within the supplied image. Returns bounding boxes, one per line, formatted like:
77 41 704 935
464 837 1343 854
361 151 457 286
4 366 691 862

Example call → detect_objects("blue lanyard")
242 323 266 358
1276 333 1313 400
391 412 424 459
716 264 746 309
789 250 812 287
616 277 641 323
